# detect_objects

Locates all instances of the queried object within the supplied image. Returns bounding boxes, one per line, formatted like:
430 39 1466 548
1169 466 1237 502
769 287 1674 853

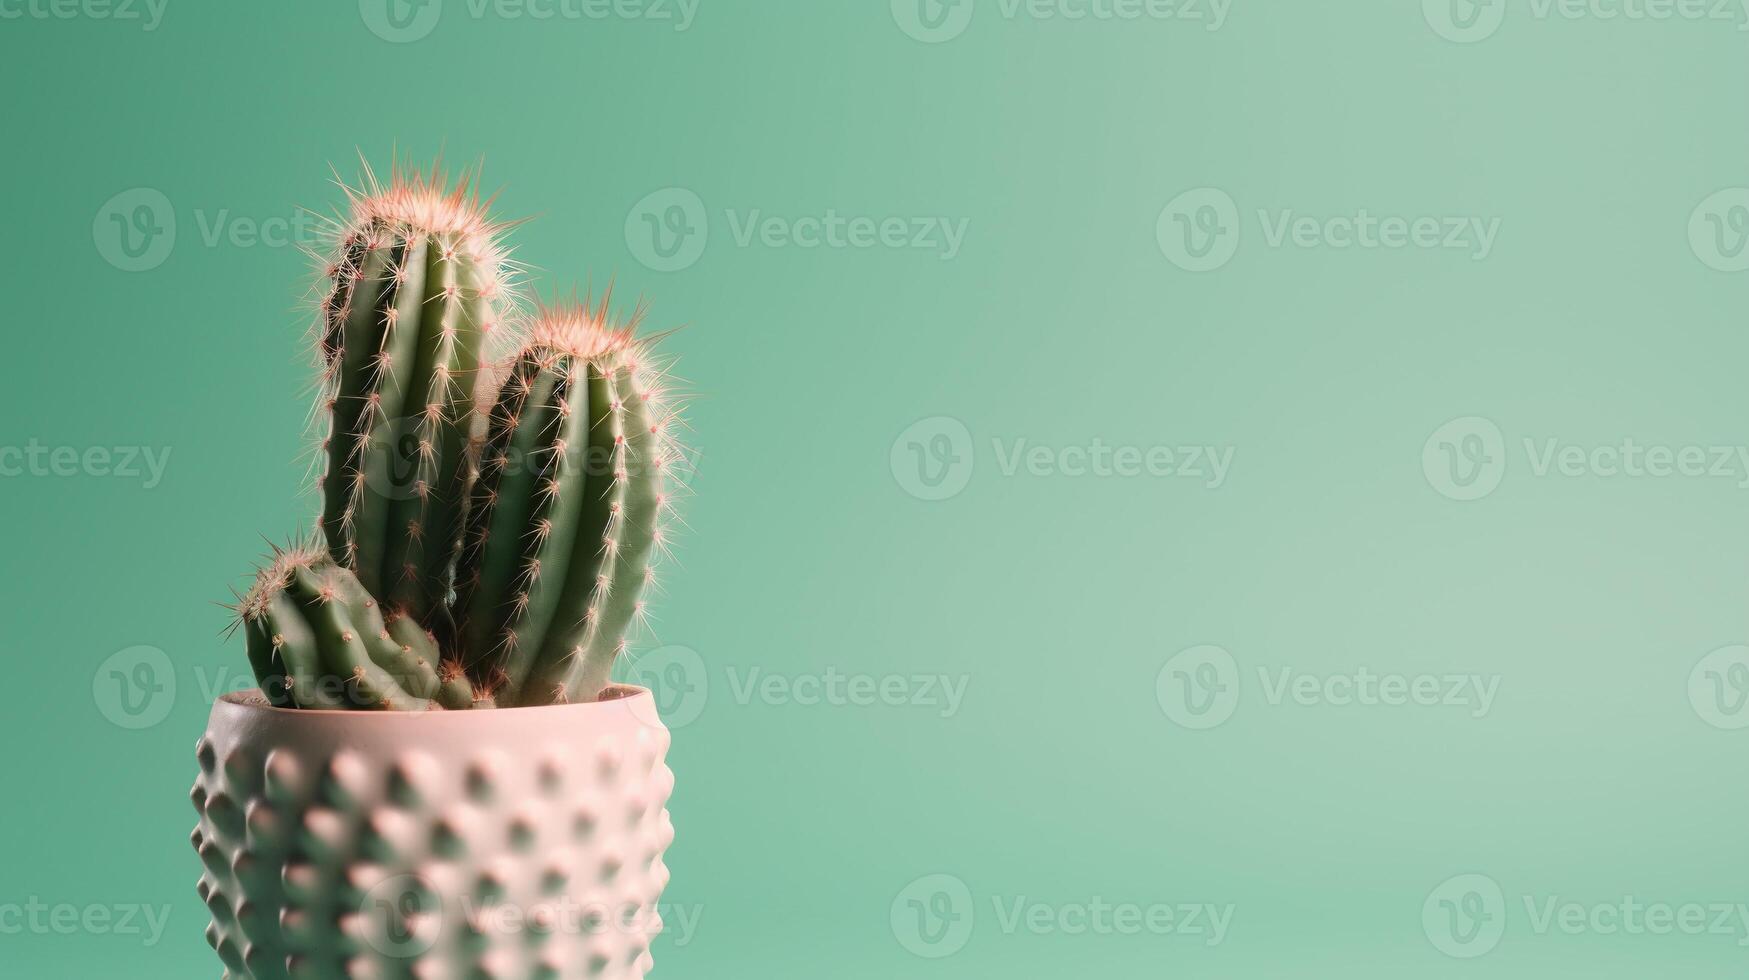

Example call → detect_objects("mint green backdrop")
3 1 1747 976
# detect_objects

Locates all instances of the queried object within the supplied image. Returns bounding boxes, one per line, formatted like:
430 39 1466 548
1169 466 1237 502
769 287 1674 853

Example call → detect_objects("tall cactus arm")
312 164 518 634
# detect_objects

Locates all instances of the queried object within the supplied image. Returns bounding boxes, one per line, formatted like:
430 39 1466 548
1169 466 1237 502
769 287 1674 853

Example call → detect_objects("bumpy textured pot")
190 687 675 979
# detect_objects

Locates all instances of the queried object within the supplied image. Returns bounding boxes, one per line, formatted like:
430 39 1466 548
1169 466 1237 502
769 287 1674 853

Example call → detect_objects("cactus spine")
231 543 475 711
314 165 513 632
451 298 680 706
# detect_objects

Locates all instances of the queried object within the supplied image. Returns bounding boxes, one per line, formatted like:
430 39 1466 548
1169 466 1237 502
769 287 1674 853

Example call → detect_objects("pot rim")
212 684 655 720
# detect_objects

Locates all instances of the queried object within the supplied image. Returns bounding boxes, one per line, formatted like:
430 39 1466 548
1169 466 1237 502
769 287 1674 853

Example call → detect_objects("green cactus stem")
229 542 479 711
450 297 682 706
313 163 517 635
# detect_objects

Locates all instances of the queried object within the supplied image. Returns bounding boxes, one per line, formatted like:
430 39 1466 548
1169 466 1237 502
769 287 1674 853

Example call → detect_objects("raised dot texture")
193 693 674 977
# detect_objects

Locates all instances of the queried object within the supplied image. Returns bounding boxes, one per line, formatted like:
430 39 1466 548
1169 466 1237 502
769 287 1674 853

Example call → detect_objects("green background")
3 0 1747 976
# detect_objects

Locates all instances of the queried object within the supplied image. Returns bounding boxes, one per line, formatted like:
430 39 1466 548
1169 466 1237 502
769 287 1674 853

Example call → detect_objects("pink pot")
191 687 675 979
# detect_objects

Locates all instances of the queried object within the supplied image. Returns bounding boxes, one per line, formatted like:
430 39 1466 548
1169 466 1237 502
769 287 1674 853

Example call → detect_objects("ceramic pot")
190 687 675 979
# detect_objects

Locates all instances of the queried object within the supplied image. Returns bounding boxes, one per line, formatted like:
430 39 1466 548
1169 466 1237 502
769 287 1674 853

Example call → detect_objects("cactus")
229 542 477 711
313 163 516 635
223 163 688 711
450 297 682 706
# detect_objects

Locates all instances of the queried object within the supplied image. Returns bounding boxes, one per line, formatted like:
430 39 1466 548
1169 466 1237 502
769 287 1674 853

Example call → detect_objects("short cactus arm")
249 591 349 710
233 547 446 710
242 618 291 708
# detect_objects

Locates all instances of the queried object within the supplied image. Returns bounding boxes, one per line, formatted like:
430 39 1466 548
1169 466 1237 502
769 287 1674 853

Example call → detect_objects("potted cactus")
191 164 687 979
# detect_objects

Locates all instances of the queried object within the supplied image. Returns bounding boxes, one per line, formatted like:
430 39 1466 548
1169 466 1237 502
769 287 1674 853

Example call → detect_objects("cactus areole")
228 164 687 710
